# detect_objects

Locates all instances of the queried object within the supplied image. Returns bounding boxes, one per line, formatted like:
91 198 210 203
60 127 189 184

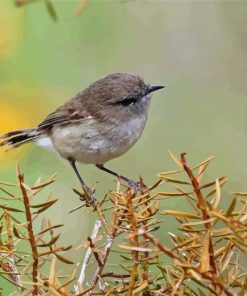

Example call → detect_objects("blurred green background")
1 0 247 293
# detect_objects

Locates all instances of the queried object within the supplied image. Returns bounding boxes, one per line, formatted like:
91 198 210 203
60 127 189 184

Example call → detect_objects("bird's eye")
117 97 137 106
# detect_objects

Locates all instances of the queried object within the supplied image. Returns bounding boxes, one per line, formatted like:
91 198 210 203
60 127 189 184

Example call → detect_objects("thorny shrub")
0 153 246 295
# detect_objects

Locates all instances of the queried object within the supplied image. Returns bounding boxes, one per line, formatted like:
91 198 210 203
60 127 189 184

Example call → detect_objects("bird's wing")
38 92 92 131
38 113 69 129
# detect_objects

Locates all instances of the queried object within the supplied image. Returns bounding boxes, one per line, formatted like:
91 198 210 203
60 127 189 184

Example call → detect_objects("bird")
0 73 164 197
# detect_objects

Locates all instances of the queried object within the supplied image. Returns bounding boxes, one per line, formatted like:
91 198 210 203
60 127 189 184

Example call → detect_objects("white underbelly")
44 117 146 164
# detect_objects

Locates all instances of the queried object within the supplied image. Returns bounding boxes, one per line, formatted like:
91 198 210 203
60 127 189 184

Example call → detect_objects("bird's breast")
49 116 146 164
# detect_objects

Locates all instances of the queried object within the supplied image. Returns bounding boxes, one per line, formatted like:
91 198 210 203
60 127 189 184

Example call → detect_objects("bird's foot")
80 185 97 208
127 179 147 194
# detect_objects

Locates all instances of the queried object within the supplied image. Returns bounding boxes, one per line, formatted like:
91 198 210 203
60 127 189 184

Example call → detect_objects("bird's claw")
127 180 146 193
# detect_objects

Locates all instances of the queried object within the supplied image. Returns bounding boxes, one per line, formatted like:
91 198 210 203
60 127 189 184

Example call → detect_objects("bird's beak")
148 85 165 94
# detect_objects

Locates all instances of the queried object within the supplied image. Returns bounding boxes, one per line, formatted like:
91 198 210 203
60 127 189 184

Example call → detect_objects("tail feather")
0 128 40 150
0 128 33 140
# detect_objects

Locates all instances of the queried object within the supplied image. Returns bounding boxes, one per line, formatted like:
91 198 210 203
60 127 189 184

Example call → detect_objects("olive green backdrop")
1 0 247 294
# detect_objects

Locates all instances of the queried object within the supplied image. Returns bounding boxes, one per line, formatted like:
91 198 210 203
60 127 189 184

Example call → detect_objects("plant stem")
18 173 39 296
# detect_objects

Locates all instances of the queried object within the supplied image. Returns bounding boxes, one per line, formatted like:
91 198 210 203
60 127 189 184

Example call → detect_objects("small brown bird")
0 73 164 192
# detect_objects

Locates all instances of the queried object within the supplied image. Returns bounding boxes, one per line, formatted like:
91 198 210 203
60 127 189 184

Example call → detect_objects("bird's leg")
96 164 130 183
68 158 97 206
95 164 142 192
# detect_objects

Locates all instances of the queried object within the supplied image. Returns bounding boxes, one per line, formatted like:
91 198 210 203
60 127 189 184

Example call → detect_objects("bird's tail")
0 128 40 151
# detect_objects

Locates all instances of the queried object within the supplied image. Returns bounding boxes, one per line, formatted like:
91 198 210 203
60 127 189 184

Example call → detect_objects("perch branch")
74 219 102 294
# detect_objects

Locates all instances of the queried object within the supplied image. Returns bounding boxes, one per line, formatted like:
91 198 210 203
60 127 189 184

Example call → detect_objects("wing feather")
38 91 93 130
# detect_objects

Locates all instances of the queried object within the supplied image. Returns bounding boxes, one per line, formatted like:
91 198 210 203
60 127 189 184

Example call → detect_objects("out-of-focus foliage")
15 0 87 16
0 2 23 60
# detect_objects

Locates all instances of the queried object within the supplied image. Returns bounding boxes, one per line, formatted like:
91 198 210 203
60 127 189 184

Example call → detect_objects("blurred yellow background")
1 0 247 293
